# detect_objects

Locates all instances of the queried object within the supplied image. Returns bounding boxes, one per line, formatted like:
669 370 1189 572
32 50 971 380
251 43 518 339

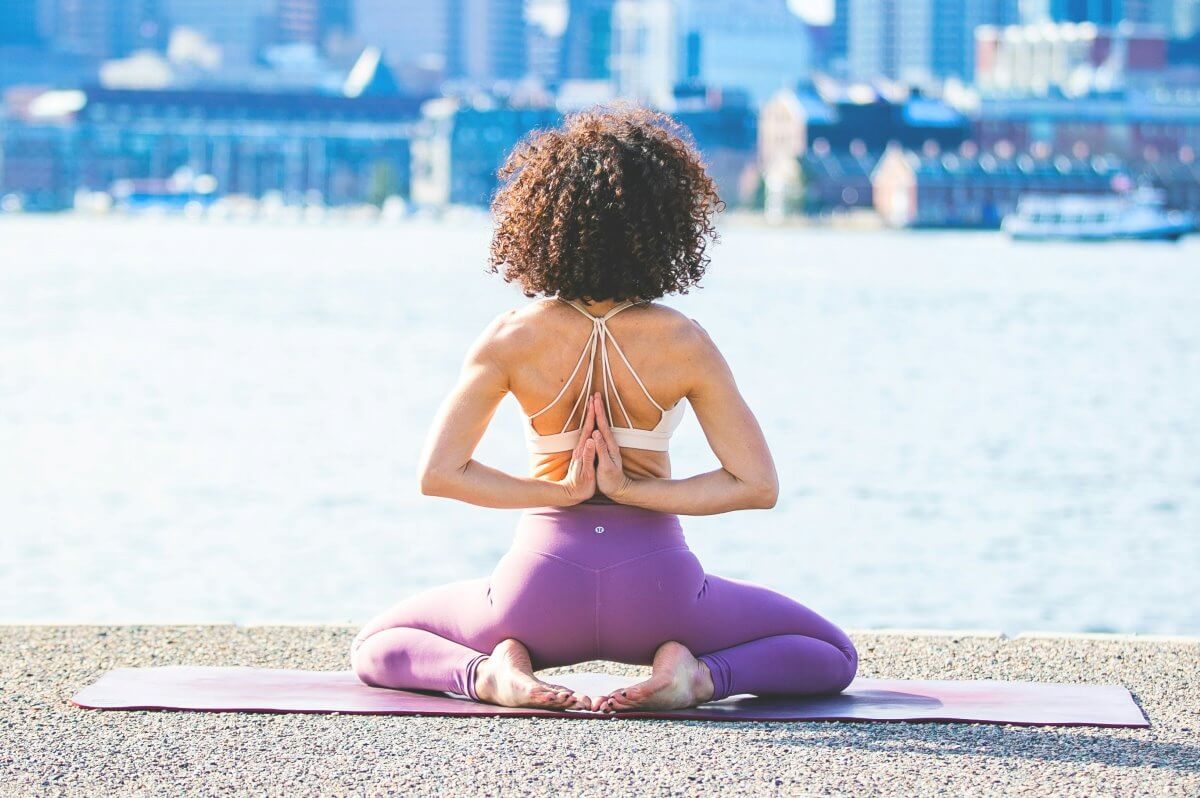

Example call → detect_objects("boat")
1002 188 1196 242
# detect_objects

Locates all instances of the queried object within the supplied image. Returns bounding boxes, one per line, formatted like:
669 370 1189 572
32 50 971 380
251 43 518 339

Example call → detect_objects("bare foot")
472 639 582 710
601 641 715 713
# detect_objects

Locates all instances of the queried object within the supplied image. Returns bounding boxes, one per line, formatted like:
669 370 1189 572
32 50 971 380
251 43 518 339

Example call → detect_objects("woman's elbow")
418 463 457 497
418 469 442 497
752 484 779 510
743 476 779 510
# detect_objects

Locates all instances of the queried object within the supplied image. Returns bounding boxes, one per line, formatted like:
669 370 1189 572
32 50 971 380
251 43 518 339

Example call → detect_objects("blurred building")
409 87 756 209
814 0 851 73
673 86 759 203
0 2 44 46
0 117 78 211
0 71 427 210
975 21 1170 95
1 0 165 89
1177 0 1200 37
610 0 814 109
975 90 1200 160
449 0 528 85
846 0 1013 83
164 0 273 67
411 99 561 207
560 0 615 80
872 147 1124 226
678 0 812 105
1022 0 1178 27
1134 152 1200 209
74 85 421 202
353 0 526 91
353 1 449 91
760 81 969 159
527 13 565 85
273 0 352 49
798 148 877 212
49 0 167 59
610 0 677 107
758 80 970 216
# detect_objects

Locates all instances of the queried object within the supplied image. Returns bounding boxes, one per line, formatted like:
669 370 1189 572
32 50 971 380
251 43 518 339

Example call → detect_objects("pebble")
1 625 1196 797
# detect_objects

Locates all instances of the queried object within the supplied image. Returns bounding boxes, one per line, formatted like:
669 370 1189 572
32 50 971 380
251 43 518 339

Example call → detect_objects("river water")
1 214 1197 634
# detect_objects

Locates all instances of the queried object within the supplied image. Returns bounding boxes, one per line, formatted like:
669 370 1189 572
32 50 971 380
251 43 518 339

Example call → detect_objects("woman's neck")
560 297 638 317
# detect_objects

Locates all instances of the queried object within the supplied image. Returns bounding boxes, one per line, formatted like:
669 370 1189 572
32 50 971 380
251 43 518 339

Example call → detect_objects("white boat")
1002 189 1196 242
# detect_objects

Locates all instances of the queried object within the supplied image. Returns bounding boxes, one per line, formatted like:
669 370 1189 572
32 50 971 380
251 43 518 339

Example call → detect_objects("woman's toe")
607 693 632 711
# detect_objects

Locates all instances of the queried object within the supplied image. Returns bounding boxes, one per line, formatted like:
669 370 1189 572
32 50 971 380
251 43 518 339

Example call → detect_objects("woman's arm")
592 321 779 515
417 315 599 509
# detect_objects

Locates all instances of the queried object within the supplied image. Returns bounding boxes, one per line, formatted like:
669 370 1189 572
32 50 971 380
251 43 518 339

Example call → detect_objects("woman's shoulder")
479 298 715 356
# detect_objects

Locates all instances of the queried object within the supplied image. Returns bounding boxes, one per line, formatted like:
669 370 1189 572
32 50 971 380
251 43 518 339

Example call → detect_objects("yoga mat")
72 668 1148 728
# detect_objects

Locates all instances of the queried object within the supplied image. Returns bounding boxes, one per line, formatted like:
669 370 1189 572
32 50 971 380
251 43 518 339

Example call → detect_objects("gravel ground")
2 625 1197 797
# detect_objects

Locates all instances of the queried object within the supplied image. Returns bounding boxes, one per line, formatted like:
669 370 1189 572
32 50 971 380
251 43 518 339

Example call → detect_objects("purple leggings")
351 503 857 701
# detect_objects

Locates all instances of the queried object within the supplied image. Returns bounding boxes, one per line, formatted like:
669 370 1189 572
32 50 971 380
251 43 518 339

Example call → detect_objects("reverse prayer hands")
590 393 637 502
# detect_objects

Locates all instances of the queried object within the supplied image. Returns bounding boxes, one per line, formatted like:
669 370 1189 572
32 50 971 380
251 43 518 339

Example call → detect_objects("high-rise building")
354 0 524 89
0 1 43 46
354 0 449 88
560 0 615 80
1022 0 1173 24
1049 0 1123 23
49 0 166 58
274 0 320 45
848 0 1013 83
163 0 272 66
1024 0 1185 29
1176 0 1200 36
1123 0 1176 26
320 0 352 37
274 0 352 47
975 20 1169 93
611 0 677 106
527 16 564 84
932 1 1010 80
678 0 811 104
848 0 900 80
449 0 527 83
821 0 851 71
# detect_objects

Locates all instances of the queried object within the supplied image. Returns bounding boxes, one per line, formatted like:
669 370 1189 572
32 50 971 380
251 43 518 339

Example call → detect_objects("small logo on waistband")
595 526 605 534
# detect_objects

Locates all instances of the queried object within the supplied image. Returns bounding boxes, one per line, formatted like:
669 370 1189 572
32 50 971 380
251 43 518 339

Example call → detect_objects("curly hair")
488 105 723 302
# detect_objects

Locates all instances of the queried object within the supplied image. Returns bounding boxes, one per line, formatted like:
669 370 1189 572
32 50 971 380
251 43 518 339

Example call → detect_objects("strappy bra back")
523 298 687 454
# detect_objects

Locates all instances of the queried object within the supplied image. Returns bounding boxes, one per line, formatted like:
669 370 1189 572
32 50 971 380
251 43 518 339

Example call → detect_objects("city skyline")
2 0 1198 216
3 0 1199 97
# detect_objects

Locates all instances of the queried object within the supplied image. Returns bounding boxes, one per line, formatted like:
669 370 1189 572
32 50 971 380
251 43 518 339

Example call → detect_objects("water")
1 215 1197 634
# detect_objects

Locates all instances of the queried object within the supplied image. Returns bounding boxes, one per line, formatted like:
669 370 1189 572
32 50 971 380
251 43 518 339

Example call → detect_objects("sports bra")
523 297 687 454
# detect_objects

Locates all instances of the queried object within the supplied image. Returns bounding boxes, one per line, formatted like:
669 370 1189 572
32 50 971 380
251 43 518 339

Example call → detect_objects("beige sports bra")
523 298 687 454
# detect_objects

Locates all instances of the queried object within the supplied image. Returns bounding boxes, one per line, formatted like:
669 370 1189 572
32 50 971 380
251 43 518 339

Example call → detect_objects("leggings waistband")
514 504 687 571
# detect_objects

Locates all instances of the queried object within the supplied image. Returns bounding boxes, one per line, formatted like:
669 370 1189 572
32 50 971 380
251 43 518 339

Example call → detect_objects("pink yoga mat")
71 667 1148 727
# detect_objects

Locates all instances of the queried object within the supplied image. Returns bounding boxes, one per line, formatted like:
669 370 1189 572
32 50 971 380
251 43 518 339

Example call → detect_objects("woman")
351 107 857 713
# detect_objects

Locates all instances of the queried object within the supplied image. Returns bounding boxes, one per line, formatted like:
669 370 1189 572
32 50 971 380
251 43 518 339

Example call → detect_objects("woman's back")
416 106 776 517
494 297 703 482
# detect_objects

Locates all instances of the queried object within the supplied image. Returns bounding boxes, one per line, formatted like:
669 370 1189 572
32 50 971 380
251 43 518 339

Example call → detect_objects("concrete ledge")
5 620 242 627
1013 631 1200 644
3 625 1197 797
846 627 1008 639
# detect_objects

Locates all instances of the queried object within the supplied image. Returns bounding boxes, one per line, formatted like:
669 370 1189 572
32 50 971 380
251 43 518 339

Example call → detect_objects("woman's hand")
554 395 598 505
591 394 635 501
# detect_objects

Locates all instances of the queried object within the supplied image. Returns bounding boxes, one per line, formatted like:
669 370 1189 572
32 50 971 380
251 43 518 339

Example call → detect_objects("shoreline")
4 625 1197 796
5 621 1197 644
0 206 893 231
